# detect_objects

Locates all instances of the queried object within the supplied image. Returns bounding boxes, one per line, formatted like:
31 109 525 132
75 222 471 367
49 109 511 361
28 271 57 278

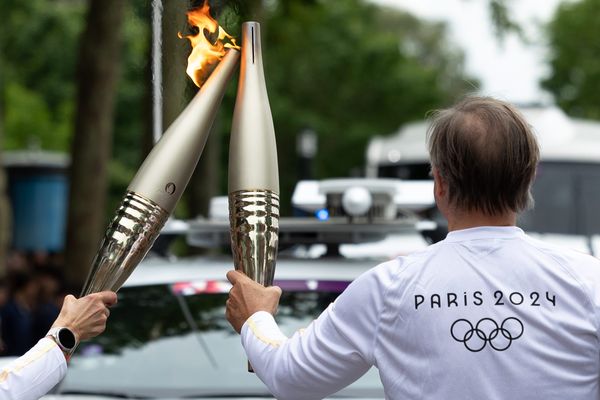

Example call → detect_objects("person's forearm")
241 310 371 400
238 261 394 398
0 338 67 400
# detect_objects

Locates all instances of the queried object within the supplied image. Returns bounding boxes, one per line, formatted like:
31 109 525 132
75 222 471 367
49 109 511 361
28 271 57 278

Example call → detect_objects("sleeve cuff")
241 311 275 336
241 311 287 349
39 337 68 370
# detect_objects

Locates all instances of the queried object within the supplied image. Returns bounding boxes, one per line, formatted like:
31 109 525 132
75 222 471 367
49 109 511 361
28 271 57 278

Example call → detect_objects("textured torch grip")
229 189 280 287
80 191 169 296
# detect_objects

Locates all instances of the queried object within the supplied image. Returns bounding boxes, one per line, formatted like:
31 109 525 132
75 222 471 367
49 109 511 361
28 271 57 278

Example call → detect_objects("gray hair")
427 96 540 215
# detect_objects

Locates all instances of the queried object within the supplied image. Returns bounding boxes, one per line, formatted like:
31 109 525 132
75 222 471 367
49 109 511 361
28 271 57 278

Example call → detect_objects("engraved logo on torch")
165 182 176 195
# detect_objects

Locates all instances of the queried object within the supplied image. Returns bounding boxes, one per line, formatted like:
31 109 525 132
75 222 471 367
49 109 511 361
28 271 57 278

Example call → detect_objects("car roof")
366 106 600 167
124 254 387 288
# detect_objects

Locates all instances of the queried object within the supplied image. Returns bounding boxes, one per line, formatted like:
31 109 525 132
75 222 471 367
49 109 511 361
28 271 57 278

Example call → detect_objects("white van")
366 106 600 253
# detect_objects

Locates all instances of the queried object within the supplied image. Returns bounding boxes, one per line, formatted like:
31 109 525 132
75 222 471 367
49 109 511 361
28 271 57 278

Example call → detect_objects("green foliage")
108 0 151 212
3 82 72 150
543 0 600 119
1 0 474 219
0 0 153 217
217 0 475 211
0 0 85 150
488 0 524 41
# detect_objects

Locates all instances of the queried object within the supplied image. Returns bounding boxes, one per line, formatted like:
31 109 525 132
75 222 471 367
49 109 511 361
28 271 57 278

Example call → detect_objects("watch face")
58 328 76 349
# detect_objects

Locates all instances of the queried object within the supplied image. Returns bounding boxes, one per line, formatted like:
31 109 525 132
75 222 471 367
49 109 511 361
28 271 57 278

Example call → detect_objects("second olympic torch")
78 2 241 302
228 21 280 369
79 49 240 297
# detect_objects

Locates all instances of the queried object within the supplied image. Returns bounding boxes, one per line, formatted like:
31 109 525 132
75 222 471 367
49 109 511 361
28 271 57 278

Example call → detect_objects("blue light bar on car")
315 208 329 221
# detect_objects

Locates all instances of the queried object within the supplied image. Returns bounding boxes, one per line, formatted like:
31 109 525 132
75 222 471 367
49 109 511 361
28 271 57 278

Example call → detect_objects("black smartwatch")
47 327 78 352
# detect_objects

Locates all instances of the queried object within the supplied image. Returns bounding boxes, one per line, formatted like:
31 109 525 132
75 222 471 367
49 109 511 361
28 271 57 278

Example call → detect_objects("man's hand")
226 270 282 333
52 291 118 342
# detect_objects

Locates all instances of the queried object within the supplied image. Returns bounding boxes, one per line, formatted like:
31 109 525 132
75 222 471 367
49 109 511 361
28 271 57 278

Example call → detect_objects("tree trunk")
189 121 220 218
0 54 10 278
161 0 192 221
65 0 125 291
162 0 189 130
0 155 9 278
0 154 9 279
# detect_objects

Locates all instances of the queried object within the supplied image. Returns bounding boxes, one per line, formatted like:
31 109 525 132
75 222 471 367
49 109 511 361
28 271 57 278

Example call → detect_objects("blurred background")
0 0 598 356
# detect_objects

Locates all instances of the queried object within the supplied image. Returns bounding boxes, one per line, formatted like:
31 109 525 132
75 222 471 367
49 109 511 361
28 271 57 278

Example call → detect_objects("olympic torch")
228 22 279 372
79 49 239 297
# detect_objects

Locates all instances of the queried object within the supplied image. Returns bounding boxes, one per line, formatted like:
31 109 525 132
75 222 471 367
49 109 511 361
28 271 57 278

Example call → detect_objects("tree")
220 0 474 212
543 0 600 119
64 0 125 289
161 0 199 220
487 0 524 41
107 0 151 214
0 0 85 152
0 61 9 277
1 0 474 264
160 0 474 218
0 0 87 275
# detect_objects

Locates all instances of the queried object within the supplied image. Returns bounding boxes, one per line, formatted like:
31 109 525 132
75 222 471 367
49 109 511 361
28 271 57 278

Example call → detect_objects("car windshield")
58 280 383 398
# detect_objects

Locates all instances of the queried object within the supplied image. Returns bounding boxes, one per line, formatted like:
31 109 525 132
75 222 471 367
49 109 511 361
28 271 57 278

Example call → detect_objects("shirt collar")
444 226 525 243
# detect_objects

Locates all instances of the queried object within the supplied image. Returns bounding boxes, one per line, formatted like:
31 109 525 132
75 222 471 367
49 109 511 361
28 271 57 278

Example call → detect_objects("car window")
378 161 600 237
520 162 600 235
59 281 383 398
378 163 431 180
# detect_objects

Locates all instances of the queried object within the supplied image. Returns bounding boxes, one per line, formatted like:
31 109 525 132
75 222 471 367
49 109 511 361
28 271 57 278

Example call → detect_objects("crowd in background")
0 251 67 356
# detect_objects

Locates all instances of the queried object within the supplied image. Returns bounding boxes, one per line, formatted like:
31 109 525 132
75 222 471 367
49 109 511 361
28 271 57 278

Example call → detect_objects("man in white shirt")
0 290 116 400
225 96 600 399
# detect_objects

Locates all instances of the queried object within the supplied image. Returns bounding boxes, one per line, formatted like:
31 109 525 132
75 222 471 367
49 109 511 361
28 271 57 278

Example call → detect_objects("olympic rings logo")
450 317 524 352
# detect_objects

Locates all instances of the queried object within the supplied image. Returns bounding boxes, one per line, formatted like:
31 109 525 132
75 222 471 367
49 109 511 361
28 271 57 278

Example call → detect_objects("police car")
40 178 436 399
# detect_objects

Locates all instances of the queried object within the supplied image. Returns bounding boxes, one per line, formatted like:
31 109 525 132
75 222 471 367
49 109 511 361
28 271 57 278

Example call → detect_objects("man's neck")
447 210 517 232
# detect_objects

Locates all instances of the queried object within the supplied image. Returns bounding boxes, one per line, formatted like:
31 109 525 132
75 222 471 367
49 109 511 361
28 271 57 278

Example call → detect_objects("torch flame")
179 1 239 87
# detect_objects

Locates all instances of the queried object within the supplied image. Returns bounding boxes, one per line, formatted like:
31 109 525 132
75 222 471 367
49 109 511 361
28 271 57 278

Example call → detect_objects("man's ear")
432 167 446 198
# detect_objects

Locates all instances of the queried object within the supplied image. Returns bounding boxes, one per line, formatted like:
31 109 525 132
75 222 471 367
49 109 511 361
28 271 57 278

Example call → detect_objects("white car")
41 254 385 399
40 178 434 399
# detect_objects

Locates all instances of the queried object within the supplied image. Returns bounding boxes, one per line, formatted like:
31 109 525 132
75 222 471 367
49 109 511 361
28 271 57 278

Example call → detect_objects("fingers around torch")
226 269 249 285
96 291 118 307
269 285 283 297
225 297 237 331
63 294 76 306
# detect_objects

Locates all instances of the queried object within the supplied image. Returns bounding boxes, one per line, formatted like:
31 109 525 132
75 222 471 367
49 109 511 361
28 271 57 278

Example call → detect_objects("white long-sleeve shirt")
241 226 600 399
0 338 67 400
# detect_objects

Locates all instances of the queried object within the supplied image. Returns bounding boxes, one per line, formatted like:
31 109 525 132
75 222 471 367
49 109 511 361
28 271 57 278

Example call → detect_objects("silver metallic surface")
229 190 280 286
130 49 240 213
80 191 169 296
228 22 280 285
228 22 278 372
228 22 279 193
